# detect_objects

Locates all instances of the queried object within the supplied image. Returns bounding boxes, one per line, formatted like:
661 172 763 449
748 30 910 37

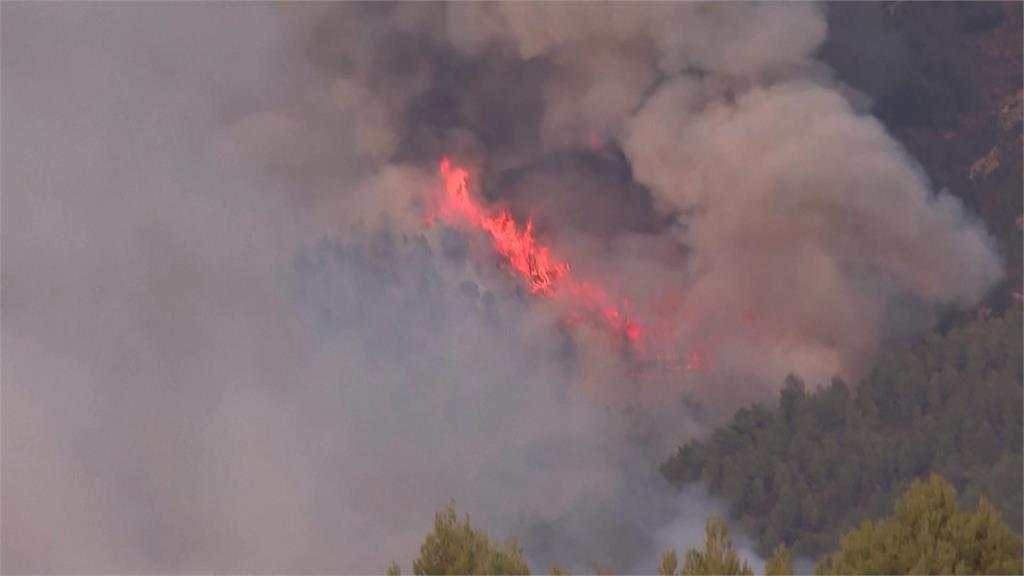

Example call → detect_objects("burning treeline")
430 156 704 372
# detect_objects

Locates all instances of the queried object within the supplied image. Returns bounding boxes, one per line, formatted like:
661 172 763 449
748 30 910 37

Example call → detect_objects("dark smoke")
487 145 673 241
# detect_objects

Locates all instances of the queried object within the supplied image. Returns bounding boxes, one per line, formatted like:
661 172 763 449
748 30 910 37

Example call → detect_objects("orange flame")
438 158 569 295
432 157 701 370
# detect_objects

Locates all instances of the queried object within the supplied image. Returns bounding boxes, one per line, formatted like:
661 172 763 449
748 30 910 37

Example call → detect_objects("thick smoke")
2 2 1001 574
625 77 1002 379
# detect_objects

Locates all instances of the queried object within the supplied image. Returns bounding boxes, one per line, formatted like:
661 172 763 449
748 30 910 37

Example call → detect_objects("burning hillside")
3 3 1013 574
430 156 705 372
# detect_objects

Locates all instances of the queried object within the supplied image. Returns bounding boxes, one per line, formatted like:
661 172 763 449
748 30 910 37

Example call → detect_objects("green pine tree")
658 549 679 576
679 516 754 575
396 500 531 575
816 475 1023 574
764 543 792 576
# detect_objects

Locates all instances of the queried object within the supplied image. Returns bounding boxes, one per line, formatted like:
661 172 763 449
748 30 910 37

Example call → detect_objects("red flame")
437 158 570 296
431 157 700 371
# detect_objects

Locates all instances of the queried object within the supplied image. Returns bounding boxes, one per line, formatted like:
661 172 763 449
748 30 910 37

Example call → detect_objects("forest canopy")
662 305 1023 558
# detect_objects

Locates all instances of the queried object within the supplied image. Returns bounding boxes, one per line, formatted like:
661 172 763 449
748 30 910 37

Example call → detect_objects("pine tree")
400 501 531 575
816 475 1023 574
679 516 754 575
658 549 679 576
764 543 792 576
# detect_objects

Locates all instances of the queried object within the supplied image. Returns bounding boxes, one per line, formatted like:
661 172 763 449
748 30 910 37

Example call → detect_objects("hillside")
659 7 1024 557
662 305 1022 558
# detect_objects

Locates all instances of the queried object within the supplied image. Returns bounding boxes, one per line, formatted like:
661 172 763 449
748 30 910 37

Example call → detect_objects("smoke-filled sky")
2 3 1002 574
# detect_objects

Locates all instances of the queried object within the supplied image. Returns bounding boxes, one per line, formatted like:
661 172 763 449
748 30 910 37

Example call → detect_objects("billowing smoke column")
364 1 1001 384
2 2 1004 575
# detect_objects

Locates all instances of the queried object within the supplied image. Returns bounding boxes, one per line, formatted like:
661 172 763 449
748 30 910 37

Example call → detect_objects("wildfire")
431 156 702 371
437 158 569 296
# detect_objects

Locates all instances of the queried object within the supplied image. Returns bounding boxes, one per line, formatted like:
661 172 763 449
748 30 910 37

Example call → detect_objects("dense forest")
661 305 1022 559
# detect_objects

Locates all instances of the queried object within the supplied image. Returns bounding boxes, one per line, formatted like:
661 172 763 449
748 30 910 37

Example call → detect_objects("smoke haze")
2 2 1001 573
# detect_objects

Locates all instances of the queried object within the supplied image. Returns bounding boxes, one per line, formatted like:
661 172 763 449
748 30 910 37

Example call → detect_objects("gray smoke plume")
2 2 1001 574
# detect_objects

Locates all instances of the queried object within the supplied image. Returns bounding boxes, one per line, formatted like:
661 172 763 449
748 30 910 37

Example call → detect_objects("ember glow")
432 157 702 370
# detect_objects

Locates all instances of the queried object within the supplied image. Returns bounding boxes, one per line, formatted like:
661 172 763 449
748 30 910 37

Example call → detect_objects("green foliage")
658 549 678 576
816 475 1023 575
764 543 792 576
407 501 531 575
677 516 754 576
662 306 1023 558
